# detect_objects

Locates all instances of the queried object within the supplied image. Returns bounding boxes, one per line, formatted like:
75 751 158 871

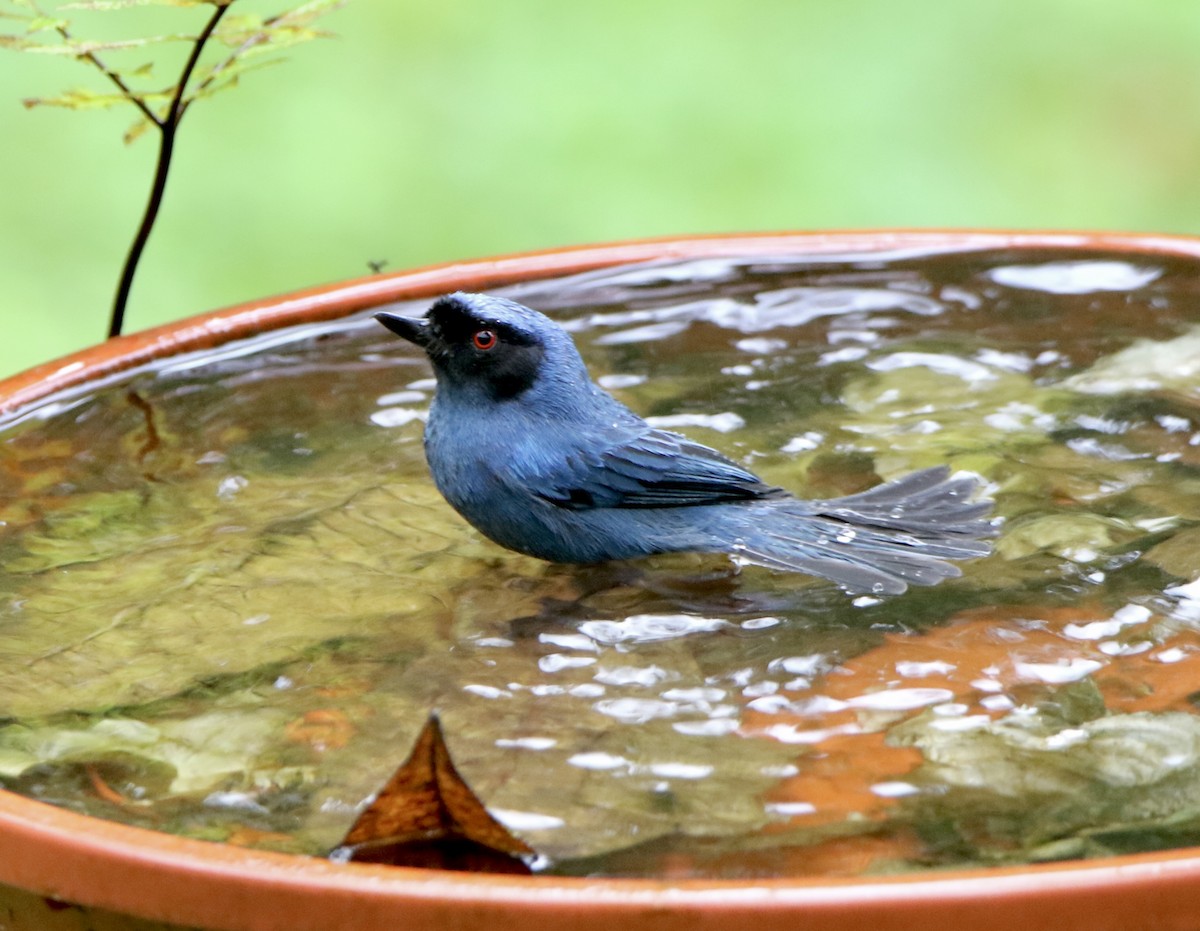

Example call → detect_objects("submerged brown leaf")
333 714 534 874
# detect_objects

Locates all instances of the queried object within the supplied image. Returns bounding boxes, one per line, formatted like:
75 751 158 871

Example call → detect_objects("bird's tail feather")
732 467 996 594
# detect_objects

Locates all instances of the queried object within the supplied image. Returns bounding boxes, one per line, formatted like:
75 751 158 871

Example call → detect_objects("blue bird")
375 292 994 594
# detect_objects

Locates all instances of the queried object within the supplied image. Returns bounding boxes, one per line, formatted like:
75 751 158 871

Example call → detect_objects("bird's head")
375 292 588 403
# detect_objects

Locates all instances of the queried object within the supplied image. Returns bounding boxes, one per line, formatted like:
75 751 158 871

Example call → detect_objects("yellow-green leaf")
61 0 207 9
26 15 67 30
22 86 137 110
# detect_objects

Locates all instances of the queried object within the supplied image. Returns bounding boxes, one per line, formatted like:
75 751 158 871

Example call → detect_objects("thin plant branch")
181 9 283 116
51 20 160 125
107 1 230 339
6 0 348 340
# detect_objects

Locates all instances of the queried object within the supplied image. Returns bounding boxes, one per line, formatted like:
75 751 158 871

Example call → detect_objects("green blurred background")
4 0 1200 379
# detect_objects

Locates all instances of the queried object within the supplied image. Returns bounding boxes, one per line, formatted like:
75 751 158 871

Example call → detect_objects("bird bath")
4 231 1200 929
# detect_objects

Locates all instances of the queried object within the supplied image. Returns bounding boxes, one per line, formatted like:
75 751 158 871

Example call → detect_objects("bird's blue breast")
421 394 724 563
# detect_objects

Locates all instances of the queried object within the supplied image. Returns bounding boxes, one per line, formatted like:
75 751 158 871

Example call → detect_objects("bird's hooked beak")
374 311 431 348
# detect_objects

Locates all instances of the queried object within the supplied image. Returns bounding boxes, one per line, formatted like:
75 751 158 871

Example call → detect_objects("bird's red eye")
472 329 498 351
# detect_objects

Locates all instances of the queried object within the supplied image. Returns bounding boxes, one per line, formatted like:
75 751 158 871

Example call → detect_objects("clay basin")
4 231 1200 930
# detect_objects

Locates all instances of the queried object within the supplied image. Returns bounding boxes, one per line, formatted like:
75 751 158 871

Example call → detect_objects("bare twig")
6 0 346 340
108 0 230 338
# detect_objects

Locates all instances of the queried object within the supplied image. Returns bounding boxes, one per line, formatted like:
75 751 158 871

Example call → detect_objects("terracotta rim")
5 229 1200 931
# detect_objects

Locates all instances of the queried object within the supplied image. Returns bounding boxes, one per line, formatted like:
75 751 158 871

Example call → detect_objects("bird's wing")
535 428 782 510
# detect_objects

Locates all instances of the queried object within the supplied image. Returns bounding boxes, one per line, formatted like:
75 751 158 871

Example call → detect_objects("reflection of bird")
375 292 994 594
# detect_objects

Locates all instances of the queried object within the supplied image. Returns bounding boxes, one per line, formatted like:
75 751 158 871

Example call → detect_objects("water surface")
4 247 1200 877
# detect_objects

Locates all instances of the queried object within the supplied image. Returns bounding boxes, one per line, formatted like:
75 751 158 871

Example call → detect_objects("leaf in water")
0 478 478 719
1064 326 1200 402
1144 526 1200 579
993 512 1138 562
0 696 296 796
333 714 534 873
834 362 1063 468
890 705 1200 863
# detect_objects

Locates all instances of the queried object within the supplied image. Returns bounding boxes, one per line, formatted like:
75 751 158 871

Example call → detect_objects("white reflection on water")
845 688 955 711
490 808 566 831
593 665 673 687
645 412 746 434
1013 658 1104 684
578 614 731 645
867 351 999 386
538 654 598 673
673 719 739 737
567 752 630 771
988 260 1162 294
